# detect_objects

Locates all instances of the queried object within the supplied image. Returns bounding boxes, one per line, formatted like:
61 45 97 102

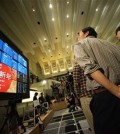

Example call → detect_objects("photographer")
66 93 76 112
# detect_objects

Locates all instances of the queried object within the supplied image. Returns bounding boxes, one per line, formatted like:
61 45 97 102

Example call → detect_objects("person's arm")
73 65 81 97
74 43 120 98
90 70 120 98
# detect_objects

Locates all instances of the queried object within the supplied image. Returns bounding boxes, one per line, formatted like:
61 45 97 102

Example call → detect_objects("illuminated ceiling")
0 0 120 78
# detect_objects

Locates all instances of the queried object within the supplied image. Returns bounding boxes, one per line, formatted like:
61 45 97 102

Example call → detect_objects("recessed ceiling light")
32 8 35 12
67 1 69 4
52 18 55 21
66 33 69 37
96 8 98 12
66 14 69 18
44 38 47 41
49 4 53 9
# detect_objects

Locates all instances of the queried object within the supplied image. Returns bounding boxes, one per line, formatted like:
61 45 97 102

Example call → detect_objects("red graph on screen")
0 63 17 92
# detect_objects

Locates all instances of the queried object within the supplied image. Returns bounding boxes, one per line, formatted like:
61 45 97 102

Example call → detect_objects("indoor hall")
0 0 120 134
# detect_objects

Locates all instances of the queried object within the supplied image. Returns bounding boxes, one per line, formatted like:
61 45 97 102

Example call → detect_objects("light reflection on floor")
43 108 94 134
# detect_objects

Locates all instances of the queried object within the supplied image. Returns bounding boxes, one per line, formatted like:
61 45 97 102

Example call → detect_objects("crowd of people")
33 26 120 134
49 72 75 101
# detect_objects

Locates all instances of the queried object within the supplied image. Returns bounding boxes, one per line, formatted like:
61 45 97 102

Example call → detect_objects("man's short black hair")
115 26 120 35
35 92 38 96
82 26 97 38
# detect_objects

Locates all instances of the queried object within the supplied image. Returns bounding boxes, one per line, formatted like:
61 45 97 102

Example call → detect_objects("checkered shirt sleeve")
73 64 92 97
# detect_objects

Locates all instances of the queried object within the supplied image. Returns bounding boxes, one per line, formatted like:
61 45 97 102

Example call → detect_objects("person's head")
116 26 120 41
41 92 43 96
35 92 38 96
78 27 97 41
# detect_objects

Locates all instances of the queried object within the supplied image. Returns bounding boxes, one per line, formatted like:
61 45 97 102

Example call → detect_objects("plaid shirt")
74 37 120 90
73 64 93 97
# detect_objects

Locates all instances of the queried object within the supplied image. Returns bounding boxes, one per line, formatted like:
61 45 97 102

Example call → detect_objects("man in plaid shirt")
73 61 94 132
73 62 93 98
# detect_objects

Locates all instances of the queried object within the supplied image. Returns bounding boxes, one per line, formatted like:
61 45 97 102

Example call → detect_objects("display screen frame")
0 31 29 100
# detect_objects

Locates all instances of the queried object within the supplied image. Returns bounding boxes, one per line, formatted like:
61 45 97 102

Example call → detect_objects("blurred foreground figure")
116 26 120 41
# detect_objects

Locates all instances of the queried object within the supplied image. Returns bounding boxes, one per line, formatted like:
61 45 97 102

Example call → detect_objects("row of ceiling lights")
32 1 99 41
32 2 70 42
32 2 71 58
33 1 97 62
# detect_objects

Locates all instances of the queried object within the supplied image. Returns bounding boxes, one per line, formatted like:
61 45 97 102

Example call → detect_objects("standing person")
66 93 76 112
73 59 94 132
39 92 45 104
50 82 59 101
74 26 120 134
45 93 51 106
67 71 74 93
33 92 38 101
39 92 47 114
116 26 120 41
60 80 67 97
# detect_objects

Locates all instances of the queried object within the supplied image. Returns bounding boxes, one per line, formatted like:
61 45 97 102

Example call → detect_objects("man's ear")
85 31 89 37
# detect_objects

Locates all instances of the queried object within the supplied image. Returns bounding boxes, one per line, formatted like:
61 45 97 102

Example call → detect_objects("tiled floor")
43 108 94 134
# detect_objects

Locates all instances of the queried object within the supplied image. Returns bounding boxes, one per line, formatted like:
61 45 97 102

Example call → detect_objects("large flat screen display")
0 31 29 100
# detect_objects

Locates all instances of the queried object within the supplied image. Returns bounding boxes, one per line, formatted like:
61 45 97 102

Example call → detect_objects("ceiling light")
52 18 55 21
68 67 73 70
42 80 47 85
48 49 51 52
66 46 69 48
66 33 69 37
49 4 53 9
66 14 69 18
44 38 47 41
32 8 35 12
96 8 98 12
44 72 50 75
53 70 58 73
67 1 69 4
60 69 66 71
